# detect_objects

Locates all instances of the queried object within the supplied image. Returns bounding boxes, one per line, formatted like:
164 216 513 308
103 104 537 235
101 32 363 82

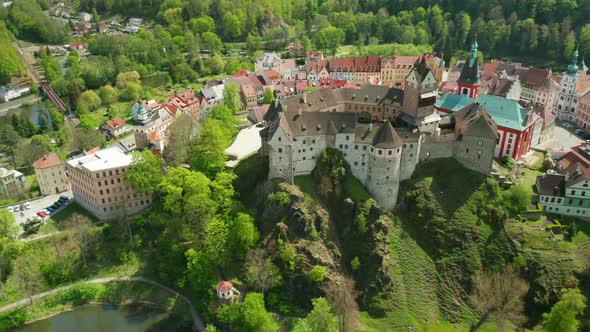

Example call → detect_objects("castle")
260 54 499 210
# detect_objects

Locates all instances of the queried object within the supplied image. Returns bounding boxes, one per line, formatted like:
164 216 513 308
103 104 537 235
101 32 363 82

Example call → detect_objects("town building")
575 92 590 130
65 147 152 220
457 39 481 99
32 153 69 195
518 67 558 115
216 281 239 302
537 143 590 217
100 117 131 139
199 83 225 119
0 85 30 102
556 48 590 122
255 52 282 75
261 71 498 210
167 89 203 115
0 168 26 199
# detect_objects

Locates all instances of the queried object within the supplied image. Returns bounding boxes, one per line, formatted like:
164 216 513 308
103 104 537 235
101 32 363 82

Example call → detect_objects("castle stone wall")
366 146 401 210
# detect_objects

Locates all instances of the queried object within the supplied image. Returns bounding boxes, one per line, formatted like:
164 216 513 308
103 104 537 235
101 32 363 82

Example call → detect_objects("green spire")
469 36 478 67
567 46 580 75
582 56 588 72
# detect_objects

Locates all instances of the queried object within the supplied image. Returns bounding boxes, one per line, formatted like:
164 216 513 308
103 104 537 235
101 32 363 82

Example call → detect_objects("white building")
0 85 30 102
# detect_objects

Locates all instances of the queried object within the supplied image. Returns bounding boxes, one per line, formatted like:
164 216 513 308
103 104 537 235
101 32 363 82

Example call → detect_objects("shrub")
502 185 532 214
350 257 361 271
501 156 515 168
279 244 296 263
0 309 28 331
267 191 290 207
308 265 326 283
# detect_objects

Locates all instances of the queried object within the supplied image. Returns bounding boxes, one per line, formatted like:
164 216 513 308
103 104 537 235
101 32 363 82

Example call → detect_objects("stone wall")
453 135 496 175
366 146 401 210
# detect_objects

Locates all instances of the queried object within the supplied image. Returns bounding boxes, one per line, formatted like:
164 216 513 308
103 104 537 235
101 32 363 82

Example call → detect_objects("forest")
67 0 590 65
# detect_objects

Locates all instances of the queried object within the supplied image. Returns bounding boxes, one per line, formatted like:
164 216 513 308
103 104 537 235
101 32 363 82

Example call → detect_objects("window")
572 190 576 195
363 146 367 151
111 179 114 185
278 137 282 142
278 148 283 153
312 139 316 144
388 150 392 155
339 144 343 149
346 135 350 140
354 162 358 166
478 138 483 145
378 150 383 155
100 190 103 195
466 148 469 153
355 145 358 150
109 171 113 176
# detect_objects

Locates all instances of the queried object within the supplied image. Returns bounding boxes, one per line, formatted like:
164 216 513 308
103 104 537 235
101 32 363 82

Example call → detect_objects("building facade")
0 168 25 199
556 48 590 122
65 147 152 220
261 83 497 210
33 153 69 196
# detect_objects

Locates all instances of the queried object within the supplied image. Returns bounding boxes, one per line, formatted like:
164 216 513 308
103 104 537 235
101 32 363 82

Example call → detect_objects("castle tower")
457 37 480 99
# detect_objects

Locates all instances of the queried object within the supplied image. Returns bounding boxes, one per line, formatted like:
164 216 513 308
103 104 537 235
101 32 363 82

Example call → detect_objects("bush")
0 309 28 331
351 257 361 271
267 191 290 207
502 185 532 214
308 265 326 283
502 156 515 168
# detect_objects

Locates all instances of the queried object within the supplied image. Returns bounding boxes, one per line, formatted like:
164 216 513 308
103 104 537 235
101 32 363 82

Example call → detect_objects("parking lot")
5 190 73 226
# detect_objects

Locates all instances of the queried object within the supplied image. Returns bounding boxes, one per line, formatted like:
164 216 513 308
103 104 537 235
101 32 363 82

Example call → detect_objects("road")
12 42 40 84
5 191 72 226
0 276 205 331
0 94 41 115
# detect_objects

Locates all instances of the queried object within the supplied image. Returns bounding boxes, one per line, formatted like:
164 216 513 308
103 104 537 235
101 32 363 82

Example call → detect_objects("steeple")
457 36 481 98
581 56 588 72
567 46 580 76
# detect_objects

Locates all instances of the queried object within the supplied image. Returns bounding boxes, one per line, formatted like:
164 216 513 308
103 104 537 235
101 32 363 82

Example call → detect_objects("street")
5 190 73 226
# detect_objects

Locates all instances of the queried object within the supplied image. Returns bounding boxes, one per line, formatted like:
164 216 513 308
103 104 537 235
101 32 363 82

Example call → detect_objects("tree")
189 115 234 177
164 113 200 166
201 32 223 53
542 288 587 332
323 276 360 332
190 16 215 34
218 293 278 332
98 85 117 106
116 71 141 89
119 82 141 101
502 185 531 214
124 150 164 195
0 210 21 299
315 26 345 56
469 265 529 331
11 255 44 305
63 214 96 266
75 127 105 150
262 88 276 104
223 82 242 113
244 248 282 293
564 31 576 61
77 90 102 114
0 126 19 168
0 48 18 84
308 265 326 283
296 297 338 332
203 54 225 75
229 213 259 258
241 293 279 332
223 13 242 40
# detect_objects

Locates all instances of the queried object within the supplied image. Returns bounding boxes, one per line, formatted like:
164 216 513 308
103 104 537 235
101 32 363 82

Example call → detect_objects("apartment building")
65 147 152 220
0 168 26 199
33 153 69 195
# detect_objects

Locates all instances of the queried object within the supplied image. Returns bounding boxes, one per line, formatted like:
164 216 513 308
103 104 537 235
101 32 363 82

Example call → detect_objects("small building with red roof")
216 281 239 302
100 117 131 139
33 153 69 195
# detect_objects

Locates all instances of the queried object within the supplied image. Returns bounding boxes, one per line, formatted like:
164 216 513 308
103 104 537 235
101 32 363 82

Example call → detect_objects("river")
14 303 192 332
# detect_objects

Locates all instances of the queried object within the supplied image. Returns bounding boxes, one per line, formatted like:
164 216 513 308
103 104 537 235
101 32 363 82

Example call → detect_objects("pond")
14 303 193 332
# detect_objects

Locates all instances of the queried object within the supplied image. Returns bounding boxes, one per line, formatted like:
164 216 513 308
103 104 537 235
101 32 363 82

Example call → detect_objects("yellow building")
33 153 69 196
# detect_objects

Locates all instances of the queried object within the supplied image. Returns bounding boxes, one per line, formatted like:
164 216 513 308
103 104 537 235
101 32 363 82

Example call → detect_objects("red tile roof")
105 117 126 130
233 69 249 77
216 281 233 293
32 153 62 169
162 103 179 116
264 69 282 81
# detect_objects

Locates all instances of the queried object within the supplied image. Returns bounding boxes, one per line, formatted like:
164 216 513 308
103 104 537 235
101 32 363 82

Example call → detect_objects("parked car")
13 206 20 212
19 204 25 211
7 206 13 212
575 129 584 135
59 195 69 201
25 202 31 209
54 201 63 208
36 211 47 218
46 207 55 213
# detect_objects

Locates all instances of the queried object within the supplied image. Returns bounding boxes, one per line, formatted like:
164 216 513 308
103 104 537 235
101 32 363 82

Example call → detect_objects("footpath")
0 276 205 331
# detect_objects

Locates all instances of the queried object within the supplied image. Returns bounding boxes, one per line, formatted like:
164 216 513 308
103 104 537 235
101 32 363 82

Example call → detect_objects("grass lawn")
80 101 133 130
343 173 370 202
294 175 315 198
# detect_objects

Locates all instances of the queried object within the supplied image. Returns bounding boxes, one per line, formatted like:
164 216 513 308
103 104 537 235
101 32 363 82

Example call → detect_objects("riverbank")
0 280 196 332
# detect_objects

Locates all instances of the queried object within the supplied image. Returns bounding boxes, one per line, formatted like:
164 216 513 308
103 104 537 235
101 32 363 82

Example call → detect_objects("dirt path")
0 276 205 331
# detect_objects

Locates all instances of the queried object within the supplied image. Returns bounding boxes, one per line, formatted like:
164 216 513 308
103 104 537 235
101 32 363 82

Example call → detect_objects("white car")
13 205 20 212
25 202 31 209
6 206 13 212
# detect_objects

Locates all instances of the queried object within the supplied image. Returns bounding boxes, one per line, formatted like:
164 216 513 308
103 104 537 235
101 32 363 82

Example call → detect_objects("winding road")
0 276 205 332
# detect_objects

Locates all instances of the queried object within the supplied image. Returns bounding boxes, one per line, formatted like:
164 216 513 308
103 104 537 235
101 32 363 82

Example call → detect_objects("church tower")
555 47 580 121
457 38 480 99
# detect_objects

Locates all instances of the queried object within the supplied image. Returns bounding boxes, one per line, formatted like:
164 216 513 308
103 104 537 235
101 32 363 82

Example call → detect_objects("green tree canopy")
315 26 345 56
223 82 242 113
124 150 164 195
294 297 338 332
543 288 587 332
98 85 118 106
77 90 102 115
